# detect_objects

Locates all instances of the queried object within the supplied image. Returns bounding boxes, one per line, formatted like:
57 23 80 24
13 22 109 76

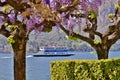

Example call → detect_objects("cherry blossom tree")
0 0 120 80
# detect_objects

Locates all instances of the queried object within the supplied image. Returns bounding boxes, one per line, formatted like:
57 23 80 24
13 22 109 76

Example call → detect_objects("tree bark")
95 45 110 60
12 38 27 80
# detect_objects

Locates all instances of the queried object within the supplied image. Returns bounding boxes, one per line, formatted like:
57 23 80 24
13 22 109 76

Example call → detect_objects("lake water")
0 51 120 80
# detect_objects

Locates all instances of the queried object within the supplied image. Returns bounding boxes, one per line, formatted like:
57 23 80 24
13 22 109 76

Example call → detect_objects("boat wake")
0 57 12 59
26 55 33 58
0 55 33 59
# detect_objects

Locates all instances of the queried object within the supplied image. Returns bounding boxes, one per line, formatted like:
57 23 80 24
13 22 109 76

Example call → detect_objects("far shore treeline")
0 29 120 53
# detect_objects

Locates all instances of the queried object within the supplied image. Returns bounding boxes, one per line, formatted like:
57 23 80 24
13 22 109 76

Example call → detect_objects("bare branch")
83 26 102 39
103 5 120 38
102 25 116 38
103 19 120 39
58 24 94 46
0 25 10 37
70 13 86 18
0 11 8 17
0 2 7 6
108 31 120 46
107 20 120 46
86 18 98 40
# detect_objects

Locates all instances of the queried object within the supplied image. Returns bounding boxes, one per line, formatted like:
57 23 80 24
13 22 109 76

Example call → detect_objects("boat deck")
33 46 74 57
33 53 74 57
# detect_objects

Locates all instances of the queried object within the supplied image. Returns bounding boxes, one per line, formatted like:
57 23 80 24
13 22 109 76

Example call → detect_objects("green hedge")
50 59 120 80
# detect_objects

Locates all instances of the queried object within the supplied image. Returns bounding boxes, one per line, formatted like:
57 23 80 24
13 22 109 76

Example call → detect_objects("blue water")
0 51 120 80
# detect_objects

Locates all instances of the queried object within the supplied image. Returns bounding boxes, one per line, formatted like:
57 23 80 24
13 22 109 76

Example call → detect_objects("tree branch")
107 20 120 46
0 2 7 6
103 4 120 38
103 18 120 39
5 0 31 12
108 31 120 46
102 25 116 38
57 0 79 13
70 13 86 18
0 25 10 37
59 24 94 46
0 11 8 17
83 26 102 39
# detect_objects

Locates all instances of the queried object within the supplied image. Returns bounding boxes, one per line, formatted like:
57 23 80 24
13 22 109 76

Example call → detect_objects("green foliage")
2 5 10 11
108 13 115 22
90 51 97 54
4 23 8 26
94 39 100 45
88 10 97 19
109 25 114 31
7 25 17 29
51 59 120 80
66 36 79 41
61 5 67 9
114 4 120 10
4 23 17 29
7 35 15 44
108 13 115 18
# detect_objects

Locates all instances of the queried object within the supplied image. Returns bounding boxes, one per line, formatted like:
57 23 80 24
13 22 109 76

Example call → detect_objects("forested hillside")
0 27 120 53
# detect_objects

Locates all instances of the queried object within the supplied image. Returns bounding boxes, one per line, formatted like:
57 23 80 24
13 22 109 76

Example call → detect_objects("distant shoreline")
0 49 120 54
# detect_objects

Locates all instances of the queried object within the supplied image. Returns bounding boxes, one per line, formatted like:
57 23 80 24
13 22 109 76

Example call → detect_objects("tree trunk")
12 39 27 80
96 49 109 60
95 46 110 60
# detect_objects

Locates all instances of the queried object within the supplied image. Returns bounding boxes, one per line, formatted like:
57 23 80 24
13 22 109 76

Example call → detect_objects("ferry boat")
33 46 74 57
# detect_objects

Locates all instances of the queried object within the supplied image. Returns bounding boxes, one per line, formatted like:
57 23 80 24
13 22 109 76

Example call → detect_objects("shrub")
50 59 120 80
